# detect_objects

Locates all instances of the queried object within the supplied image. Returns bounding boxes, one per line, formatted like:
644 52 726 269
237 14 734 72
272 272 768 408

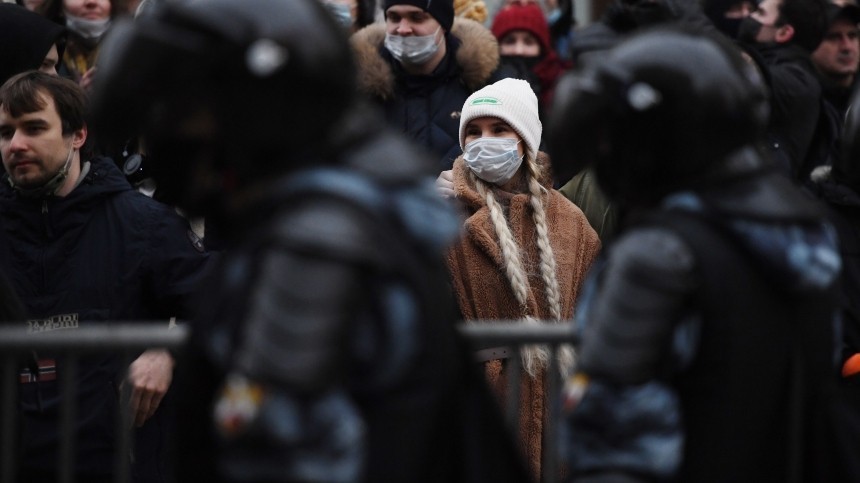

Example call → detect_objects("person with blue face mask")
445 78 601 482
351 0 511 169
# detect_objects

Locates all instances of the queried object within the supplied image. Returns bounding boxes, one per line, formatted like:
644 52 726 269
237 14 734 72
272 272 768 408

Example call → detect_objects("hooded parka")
0 156 212 479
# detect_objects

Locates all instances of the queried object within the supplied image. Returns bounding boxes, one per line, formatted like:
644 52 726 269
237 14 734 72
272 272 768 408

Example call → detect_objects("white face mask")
463 137 523 184
384 27 441 66
65 13 111 40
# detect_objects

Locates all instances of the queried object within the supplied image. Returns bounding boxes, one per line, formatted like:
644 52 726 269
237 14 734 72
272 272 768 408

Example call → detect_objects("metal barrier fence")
458 322 579 483
0 322 576 483
0 324 188 483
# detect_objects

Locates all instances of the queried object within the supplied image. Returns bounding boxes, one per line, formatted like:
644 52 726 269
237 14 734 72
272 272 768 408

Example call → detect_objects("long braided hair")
470 153 574 377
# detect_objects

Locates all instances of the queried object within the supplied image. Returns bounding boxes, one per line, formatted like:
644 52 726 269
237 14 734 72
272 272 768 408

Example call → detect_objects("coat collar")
351 18 501 101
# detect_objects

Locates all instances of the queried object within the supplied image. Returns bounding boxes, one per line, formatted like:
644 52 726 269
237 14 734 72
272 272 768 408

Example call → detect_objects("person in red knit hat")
491 3 572 118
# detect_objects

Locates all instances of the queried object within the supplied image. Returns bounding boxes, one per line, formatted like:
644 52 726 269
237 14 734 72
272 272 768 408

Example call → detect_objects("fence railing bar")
59 355 78 483
114 351 133 483
0 324 189 353
457 322 579 346
506 345 522 431
0 355 16 483
543 345 561 483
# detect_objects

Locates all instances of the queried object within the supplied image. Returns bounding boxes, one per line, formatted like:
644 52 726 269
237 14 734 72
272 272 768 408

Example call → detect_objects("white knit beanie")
459 78 542 162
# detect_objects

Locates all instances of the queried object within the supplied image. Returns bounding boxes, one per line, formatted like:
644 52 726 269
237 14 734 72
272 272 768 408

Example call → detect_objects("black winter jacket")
745 43 825 181
351 19 506 170
0 156 212 479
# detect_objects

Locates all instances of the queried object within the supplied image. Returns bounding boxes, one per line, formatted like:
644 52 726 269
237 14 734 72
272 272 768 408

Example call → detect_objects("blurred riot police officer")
548 27 849 483
90 0 528 482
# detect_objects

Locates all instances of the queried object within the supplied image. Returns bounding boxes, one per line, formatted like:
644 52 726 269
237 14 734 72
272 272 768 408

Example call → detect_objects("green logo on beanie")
470 97 501 106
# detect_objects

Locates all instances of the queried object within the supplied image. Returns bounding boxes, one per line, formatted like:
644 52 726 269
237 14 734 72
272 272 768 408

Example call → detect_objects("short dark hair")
0 70 87 136
777 0 828 52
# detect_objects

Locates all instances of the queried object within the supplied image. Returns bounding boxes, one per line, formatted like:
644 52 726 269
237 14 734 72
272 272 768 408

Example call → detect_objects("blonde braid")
472 172 531 313
527 157 577 377
472 170 552 377
525 158 563 322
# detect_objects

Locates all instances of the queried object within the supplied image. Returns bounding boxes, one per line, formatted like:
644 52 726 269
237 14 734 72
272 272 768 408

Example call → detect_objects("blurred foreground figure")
548 27 854 482
91 0 529 482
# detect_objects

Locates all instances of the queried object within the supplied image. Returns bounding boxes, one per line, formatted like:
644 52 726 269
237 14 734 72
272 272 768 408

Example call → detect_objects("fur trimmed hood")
351 18 501 101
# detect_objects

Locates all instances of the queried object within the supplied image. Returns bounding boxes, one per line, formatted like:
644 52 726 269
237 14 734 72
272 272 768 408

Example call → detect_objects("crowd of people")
1 0 860 481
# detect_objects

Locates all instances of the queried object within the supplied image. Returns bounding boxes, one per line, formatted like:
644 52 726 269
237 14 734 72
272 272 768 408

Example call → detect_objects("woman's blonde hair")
470 154 574 377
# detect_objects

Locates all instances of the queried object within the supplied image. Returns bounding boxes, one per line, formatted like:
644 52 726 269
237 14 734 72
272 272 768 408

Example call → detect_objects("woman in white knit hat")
445 77 600 480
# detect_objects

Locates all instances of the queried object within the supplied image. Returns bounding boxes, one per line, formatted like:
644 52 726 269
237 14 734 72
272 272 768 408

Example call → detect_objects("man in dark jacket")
737 0 829 184
351 0 508 169
0 71 212 482
549 27 849 482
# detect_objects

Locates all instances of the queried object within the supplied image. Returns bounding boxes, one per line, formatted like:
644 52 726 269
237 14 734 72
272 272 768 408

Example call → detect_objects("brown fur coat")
446 153 600 480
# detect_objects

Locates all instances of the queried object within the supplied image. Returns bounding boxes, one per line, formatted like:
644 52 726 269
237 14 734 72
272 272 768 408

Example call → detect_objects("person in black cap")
351 0 509 169
812 1 860 114
0 3 66 84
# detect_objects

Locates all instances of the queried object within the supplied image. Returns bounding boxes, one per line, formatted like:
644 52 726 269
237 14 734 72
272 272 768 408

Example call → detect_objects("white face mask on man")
384 27 441 66
463 137 523 184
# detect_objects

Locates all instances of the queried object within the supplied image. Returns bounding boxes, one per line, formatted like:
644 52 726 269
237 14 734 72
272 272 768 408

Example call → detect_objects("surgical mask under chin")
65 13 111 40
384 28 441 66
463 137 523 184
10 144 75 199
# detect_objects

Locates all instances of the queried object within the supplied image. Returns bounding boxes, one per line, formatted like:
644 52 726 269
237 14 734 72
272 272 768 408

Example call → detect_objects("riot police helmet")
90 0 356 213
547 26 768 206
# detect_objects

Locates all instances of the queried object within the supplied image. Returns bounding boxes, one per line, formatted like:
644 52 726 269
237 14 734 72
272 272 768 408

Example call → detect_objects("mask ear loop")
42 141 76 193
8 140 76 194
62 141 75 173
